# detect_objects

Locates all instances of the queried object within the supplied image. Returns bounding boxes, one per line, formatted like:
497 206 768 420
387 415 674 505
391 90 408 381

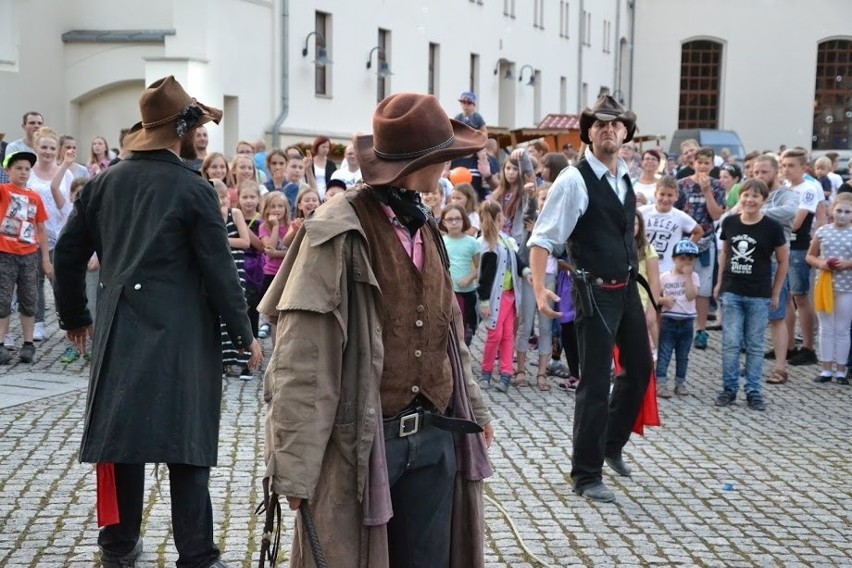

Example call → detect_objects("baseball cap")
3 151 37 169
458 91 477 105
326 178 347 191
672 240 699 257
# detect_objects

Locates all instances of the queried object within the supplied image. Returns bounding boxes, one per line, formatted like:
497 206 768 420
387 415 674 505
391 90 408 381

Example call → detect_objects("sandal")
766 369 788 384
512 370 529 387
536 374 551 391
546 361 571 379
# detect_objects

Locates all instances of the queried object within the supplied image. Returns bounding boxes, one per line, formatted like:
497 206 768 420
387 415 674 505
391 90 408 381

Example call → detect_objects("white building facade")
632 0 852 155
0 0 633 154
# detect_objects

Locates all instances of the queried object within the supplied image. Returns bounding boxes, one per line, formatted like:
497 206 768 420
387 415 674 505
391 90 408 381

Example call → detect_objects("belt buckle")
399 413 420 437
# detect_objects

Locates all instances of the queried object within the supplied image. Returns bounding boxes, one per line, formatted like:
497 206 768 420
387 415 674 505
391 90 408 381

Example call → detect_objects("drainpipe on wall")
577 0 584 113
613 0 621 94
271 0 290 147
628 0 635 107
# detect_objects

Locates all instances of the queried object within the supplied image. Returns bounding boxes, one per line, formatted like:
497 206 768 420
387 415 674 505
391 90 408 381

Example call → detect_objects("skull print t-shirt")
719 214 786 298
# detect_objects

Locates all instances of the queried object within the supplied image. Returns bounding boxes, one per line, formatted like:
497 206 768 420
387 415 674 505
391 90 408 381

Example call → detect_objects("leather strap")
383 410 483 440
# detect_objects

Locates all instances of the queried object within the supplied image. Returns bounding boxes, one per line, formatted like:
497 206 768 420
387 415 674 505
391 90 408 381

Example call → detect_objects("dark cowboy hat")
123 76 222 152
579 94 636 145
355 93 486 187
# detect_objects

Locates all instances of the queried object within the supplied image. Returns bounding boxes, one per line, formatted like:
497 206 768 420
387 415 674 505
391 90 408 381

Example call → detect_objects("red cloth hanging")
612 345 660 436
97 463 120 527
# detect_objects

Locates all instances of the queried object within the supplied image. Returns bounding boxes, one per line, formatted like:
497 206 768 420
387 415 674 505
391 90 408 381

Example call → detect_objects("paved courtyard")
0 305 850 567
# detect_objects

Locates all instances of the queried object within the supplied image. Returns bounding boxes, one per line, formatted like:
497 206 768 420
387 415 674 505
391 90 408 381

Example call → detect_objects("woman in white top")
632 149 663 205
310 136 337 198
27 127 73 340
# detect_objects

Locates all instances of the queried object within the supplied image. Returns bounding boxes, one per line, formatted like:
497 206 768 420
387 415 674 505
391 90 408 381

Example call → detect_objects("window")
559 2 571 38
812 39 852 150
313 11 330 96
0 1 19 69
377 28 390 103
469 53 480 94
533 0 544 29
582 11 591 47
678 40 723 129
503 0 515 18
602 20 611 54
428 43 440 96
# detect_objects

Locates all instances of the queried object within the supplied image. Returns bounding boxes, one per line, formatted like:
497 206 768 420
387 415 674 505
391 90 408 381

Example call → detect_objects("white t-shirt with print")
639 204 698 273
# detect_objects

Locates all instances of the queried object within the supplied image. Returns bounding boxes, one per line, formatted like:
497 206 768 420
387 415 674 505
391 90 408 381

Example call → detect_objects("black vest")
567 158 638 280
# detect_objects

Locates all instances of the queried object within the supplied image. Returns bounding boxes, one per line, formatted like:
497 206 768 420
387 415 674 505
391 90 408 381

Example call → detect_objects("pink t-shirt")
259 224 288 276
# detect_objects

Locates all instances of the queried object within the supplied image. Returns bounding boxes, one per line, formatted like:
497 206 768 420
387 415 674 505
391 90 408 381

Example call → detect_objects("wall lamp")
518 65 536 86
367 46 392 77
493 58 513 80
302 31 332 67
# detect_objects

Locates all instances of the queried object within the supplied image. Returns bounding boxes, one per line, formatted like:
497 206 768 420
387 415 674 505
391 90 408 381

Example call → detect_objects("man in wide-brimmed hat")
528 94 652 504
259 93 494 567
54 76 262 568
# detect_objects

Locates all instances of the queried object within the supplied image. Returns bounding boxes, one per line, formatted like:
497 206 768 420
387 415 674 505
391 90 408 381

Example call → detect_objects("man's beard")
180 135 197 160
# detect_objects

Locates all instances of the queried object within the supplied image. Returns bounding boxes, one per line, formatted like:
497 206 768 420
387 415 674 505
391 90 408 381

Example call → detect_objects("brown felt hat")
355 93 486 187
579 94 636 145
123 76 222 152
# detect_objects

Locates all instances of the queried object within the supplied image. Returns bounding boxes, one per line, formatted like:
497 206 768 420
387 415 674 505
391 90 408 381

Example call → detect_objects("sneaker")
258 323 270 339
3 334 14 349
656 383 672 399
239 367 254 381
693 330 708 350
60 346 80 364
714 390 736 407
32 322 45 342
479 372 492 390
225 365 242 378
837 375 850 385
19 343 35 363
0 348 11 365
495 373 512 393
674 383 690 396
788 347 818 366
814 373 833 383
746 392 766 411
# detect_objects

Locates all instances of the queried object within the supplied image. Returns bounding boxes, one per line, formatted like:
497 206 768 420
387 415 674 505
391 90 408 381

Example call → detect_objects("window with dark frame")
469 53 479 94
812 39 852 150
314 11 330 96
677 40 723 129
377 28 389 103
428 42 439 95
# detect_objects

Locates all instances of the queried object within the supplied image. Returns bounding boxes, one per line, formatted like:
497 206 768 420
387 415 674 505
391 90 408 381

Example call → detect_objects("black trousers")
98 463 220 568
385 425 457 568
571 281 651 490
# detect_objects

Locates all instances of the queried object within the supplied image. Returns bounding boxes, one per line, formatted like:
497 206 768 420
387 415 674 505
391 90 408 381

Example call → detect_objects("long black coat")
54 150 253 466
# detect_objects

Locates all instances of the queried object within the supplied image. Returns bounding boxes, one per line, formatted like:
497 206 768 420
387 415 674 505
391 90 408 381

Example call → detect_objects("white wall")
633 0 852 153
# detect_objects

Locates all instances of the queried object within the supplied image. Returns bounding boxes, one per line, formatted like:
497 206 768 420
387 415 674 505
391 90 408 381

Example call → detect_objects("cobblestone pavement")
1 305 851 567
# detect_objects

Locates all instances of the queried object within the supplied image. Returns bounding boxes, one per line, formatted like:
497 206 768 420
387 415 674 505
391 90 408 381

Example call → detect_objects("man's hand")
246 338 264 370
482 422 494 449
286 496 302 511
42 261 53 279
66 326 92 353
534 286 561 319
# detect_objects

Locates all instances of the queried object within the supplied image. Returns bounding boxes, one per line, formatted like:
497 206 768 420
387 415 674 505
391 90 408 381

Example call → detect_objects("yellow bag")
814 270 833 314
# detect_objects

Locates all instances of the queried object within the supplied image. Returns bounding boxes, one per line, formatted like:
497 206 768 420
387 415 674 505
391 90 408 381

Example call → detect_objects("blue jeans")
720 292 770 396
656 317 694 385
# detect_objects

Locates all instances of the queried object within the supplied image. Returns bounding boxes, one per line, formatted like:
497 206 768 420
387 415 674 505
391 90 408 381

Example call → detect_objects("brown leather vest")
349 189 454 417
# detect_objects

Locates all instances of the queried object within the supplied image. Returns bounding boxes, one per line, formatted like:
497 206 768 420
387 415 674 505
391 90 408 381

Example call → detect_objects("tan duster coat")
259 194 492 568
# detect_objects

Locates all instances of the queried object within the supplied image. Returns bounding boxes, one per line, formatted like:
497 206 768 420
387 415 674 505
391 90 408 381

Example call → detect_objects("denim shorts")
695 241 715 298
767 261 789 322
787 248 811 296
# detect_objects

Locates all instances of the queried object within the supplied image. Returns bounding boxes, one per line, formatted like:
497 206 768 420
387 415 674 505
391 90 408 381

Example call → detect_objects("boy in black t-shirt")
714 179 788 411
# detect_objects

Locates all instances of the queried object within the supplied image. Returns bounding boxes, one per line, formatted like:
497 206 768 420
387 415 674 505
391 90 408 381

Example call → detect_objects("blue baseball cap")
672 240 699 257
458 91 477 105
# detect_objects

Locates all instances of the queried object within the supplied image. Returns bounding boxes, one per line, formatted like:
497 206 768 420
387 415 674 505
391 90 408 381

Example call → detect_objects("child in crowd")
806 193 852 385
813 156 835 204
282 156 311 215
450 182 480 234
232 154 260 205
714 179 788 411
214 181 252 379
283 188 321 247
0 152 51 364
60 178 98 364
237 180 265 338
553 262 581 390
640 176 703 274
258 192 290 340
477 201 530 393
455 91 486 133
656 240 700 398
439 203 480 346
323 178 347 202
421 184 444 218
635 210 662 355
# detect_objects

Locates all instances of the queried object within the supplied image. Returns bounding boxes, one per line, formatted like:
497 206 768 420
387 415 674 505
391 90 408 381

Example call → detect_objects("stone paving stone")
0 303 851 566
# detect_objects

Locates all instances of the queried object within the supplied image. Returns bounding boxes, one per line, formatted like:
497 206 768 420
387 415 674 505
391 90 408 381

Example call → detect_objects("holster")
572 270 596 318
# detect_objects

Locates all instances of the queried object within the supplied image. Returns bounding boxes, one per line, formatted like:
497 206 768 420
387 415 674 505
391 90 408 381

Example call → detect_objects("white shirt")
27 170 73 249
528 148 630 253
639 204 698 273
330 165 362 189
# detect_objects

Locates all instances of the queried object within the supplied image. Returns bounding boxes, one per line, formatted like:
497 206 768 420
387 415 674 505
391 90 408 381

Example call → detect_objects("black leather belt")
383 408 483 440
